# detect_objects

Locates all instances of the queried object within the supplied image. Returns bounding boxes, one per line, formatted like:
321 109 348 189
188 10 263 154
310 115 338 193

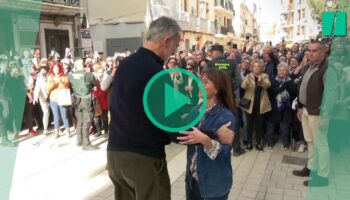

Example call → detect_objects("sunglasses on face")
186 67 194 70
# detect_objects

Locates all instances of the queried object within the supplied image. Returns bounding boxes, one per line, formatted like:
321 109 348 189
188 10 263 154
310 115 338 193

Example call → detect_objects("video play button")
164 83 191 118
143 68 207 132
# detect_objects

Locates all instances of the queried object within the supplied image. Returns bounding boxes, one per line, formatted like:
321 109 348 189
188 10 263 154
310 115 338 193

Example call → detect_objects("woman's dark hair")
268 51 279 68
199 59 209 66
201 68 234 112
186 58 197 67
289 56 299 65
165 57 177 66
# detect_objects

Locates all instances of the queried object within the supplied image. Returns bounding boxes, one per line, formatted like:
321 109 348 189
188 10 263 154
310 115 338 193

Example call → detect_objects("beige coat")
240 73 271 114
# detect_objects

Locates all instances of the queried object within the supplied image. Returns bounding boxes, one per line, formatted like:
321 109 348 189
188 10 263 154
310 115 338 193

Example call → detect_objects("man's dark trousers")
107 150 171 200
75 97 93 146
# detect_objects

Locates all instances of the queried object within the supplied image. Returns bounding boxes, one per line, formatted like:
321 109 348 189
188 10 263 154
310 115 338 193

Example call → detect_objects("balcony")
215 0 225 9
227 1 234 12
227 25 234 34
220 26 228 35
150 4 215 34
214 0 233 15
42 0 80 7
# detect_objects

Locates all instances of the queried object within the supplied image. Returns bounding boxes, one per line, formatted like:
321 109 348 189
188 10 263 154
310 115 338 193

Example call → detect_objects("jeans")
237 108 248 142
49 100 70 130
39 98 50 131
232 108 244 151
186 179 229 200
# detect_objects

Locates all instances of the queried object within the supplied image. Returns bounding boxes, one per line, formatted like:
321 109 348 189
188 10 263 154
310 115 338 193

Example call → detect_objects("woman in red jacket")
92 64 109 137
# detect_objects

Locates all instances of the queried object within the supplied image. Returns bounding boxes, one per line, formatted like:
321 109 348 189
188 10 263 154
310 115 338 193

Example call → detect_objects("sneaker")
298 144 307 152
267 144 273 149
1 138 17 147
303 176 328 187
76 141 83 147
282 145 289 150
82 144 99 151
292 166 311 177
28 129 39 136
94 132 102 138
233 148 246 157
255 144 264 152
63 129 72 138
43 130 49 135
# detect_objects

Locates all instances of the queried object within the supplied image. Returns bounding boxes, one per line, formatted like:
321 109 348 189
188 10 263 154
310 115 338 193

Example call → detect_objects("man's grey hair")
242 55 252 62
277 61 289 70
146 16 182 42
74 59 84 70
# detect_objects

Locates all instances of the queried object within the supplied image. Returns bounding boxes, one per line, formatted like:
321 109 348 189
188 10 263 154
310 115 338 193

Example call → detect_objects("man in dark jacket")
292 41 334 187
107 17 234 200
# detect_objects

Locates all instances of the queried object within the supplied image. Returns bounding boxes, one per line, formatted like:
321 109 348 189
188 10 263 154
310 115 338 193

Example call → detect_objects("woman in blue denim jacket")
178 69 236 200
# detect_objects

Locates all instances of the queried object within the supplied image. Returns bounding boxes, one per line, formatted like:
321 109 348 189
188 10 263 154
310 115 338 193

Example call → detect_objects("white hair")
277 62 289 70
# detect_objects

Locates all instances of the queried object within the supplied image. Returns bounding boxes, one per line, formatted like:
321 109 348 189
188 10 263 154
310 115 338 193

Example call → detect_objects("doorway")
44 29 69 59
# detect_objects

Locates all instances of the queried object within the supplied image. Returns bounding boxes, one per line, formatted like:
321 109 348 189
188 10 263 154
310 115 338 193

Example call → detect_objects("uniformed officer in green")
69 59 99 150
206 44 240 90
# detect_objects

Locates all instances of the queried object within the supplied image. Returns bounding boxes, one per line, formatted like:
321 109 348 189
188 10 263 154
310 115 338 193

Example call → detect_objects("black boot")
292 166 311 177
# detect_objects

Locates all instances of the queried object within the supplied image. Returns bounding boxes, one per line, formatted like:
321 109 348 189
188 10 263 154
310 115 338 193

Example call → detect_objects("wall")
85 0 147 24
90 22 146 55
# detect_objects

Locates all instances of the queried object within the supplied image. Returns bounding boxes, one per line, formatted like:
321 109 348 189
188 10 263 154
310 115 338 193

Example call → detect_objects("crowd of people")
1 16 350 199
0 47 127 149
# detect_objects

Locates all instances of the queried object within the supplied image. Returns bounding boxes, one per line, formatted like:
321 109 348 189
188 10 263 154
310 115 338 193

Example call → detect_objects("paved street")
4 129 349 200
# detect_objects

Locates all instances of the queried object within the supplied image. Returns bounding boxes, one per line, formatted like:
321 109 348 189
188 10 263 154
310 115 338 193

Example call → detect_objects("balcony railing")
220 26 227 35
215 0 225 8
227 25 234 34
227 1 234 12
42 0 80 7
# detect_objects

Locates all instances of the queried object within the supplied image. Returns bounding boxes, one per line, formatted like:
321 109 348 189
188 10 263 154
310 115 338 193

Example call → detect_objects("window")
296 25 300 35
301 26 305 35
302 9 305 19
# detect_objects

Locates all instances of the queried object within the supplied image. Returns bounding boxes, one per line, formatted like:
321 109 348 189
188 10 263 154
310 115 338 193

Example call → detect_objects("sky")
256 0 282 25
254 0 283 42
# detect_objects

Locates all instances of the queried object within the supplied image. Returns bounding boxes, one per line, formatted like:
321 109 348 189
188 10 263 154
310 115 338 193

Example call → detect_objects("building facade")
0 0 82 58
213 0 235 47
83 0 240 56
280 0 319 43
233 0 258 49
